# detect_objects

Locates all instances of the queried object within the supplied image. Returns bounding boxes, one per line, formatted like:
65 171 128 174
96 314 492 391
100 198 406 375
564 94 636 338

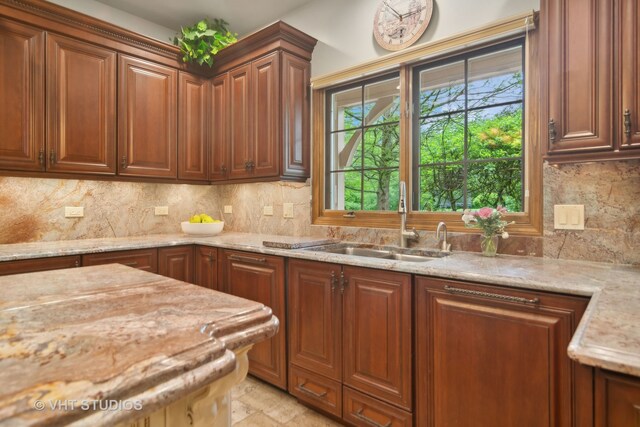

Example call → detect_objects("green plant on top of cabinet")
288 259 413 425
118 55 177 178
415 277 593 427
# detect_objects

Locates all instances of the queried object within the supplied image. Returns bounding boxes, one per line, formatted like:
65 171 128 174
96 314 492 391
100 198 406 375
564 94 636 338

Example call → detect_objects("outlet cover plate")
283 203 294 218
224 205 233 214
154 206 169 216
554 205 584 230
65 206 84 218
263 206 274 216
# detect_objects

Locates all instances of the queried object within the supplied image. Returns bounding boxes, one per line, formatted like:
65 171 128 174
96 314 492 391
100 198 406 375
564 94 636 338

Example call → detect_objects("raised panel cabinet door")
251 53 280 178
82 249 158 273
619 0 640 149
210 74 229 181
288 259 342 381
46 34 116 175
194 246 218 290
543 0 614 154
0 18 44 172
118 55 177 178
342 266 412 410
228 64 252 179
281 53 310 179
178 72 209 181
596 370 640 427
0 256 80 276
158 245 194 283
220 250 286 389
415 277 592 427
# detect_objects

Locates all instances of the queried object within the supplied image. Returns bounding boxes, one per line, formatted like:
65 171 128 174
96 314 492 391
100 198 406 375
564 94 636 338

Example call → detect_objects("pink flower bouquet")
461 206 514 256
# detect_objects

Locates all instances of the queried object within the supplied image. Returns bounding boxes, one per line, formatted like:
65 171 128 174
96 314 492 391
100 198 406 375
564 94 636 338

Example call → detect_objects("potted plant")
173 18 237 67
461 206 514 257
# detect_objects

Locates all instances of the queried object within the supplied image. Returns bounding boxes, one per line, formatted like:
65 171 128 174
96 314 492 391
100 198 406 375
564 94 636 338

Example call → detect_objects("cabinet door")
228 64 252 179
194 246 218 290
158 245 194 283
210 74 229 181
0 256 80 276
543 0 613 154
596 370 640 427
46 34 116 175
251 53 280 178
220 250 286 389
118 55 177 178
619 0 640 149
178 73 209 181
415 277 592 427
342 266 412 410
82 249 158 272
281 52 310 179
288 259 342 381
0 18 44 172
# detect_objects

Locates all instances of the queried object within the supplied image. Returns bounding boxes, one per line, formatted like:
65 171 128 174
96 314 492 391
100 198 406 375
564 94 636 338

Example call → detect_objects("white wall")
280 0 540 77
48 0 176 42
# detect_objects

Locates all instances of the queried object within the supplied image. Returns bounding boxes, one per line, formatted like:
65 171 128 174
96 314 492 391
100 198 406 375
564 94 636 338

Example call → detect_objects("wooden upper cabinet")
543 0 614 155
342 266 412 411
46 34 116 175
415 277 592 427
118 55 177 178
619 0 640 150
251 52 280 178
0 18 44 172
281 52 310 178
178 73 209 181
210 74 229 181
228 64 252 180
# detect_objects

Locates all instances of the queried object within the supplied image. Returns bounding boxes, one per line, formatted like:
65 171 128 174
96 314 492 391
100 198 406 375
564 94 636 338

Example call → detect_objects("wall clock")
373 0 433 51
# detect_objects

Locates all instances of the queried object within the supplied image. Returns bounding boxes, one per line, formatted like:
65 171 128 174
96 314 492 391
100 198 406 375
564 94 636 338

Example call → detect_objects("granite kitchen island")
0 264 278 426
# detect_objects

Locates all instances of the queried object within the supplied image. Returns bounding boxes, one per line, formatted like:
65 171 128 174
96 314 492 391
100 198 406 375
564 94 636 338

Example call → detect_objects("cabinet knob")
74 260 80 267
49 149 56 165
548 119 557 144
38 149 45 168
121 156 127 170
221 164 227 173
339 271 347 294
624 109 632 140
330 271 337 292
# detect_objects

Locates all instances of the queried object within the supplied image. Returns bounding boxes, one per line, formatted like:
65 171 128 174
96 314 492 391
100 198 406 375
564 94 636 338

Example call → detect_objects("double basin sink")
303 242 450 263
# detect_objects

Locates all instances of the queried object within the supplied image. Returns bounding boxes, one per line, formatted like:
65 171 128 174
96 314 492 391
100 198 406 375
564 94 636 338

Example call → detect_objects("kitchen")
0 0 640 425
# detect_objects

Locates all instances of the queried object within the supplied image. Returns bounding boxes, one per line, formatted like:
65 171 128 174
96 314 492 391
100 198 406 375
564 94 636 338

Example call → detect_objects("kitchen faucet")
398 181 419 248
436 221 452 252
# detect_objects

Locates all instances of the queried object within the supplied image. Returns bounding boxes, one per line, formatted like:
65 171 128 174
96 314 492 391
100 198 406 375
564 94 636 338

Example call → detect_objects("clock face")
373 0 433 51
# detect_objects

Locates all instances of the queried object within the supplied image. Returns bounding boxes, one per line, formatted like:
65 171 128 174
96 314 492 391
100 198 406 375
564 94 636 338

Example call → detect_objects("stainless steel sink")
303 243 450 263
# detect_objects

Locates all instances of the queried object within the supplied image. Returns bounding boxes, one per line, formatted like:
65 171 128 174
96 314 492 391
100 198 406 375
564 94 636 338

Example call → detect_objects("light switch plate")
154 206 169 216
224 205 233 214
65 206 84 218
554 205 584 230
283 203 294 218
263 205 274 216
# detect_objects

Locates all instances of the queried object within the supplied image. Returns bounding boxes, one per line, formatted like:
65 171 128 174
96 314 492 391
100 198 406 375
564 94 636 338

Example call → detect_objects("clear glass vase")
480 234 499 257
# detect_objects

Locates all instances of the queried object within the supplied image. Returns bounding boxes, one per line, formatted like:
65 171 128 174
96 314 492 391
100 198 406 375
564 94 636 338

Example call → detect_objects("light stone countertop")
0 264 278 426
0 232 639 378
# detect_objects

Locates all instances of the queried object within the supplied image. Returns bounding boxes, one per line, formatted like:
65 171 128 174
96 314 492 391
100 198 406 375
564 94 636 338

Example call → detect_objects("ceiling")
94 0 315 36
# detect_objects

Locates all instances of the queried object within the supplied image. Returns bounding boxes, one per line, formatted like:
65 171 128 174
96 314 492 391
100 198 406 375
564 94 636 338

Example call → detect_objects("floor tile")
233 412 281 427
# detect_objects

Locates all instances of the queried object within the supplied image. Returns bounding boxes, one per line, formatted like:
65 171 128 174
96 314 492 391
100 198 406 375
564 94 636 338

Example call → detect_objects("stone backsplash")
1 158 638 264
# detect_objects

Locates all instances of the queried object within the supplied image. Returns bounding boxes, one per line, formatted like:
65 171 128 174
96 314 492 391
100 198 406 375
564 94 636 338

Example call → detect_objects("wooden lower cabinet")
0 255 80 276
596 369 640 427
415 276 593 427
157 246 194 282
194 246 218 290
82 248 158 272
220 250 286 389
288 259 413 423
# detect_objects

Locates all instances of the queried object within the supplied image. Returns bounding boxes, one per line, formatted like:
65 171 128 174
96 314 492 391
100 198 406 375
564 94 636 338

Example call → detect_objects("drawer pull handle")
228 254 266 264
298 382 327 398
122 261 138 267
354 408 391 427
444 285 539 304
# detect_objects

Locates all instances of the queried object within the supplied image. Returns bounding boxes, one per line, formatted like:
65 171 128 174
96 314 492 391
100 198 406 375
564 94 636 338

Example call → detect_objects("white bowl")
181 221 224 236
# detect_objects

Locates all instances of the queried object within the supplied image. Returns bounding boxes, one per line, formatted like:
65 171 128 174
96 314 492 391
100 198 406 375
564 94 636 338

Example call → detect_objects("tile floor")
231 376 344 426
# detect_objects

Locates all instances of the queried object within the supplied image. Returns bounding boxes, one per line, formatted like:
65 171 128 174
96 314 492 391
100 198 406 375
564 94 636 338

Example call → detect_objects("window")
312 16 541 236
413 41 524 213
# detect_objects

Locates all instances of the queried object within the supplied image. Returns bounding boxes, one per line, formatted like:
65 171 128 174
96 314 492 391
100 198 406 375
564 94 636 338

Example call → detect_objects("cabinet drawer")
0 256 81 276
82 249 158 272
289 365 341 418
343 386 412 427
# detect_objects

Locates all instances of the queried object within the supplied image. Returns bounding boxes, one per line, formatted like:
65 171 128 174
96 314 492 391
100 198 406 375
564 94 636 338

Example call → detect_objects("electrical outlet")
283 203 294 218
65 206 84 218
554 205 584 230
154 206 169 216
263 205 274 216
224 205 233 214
